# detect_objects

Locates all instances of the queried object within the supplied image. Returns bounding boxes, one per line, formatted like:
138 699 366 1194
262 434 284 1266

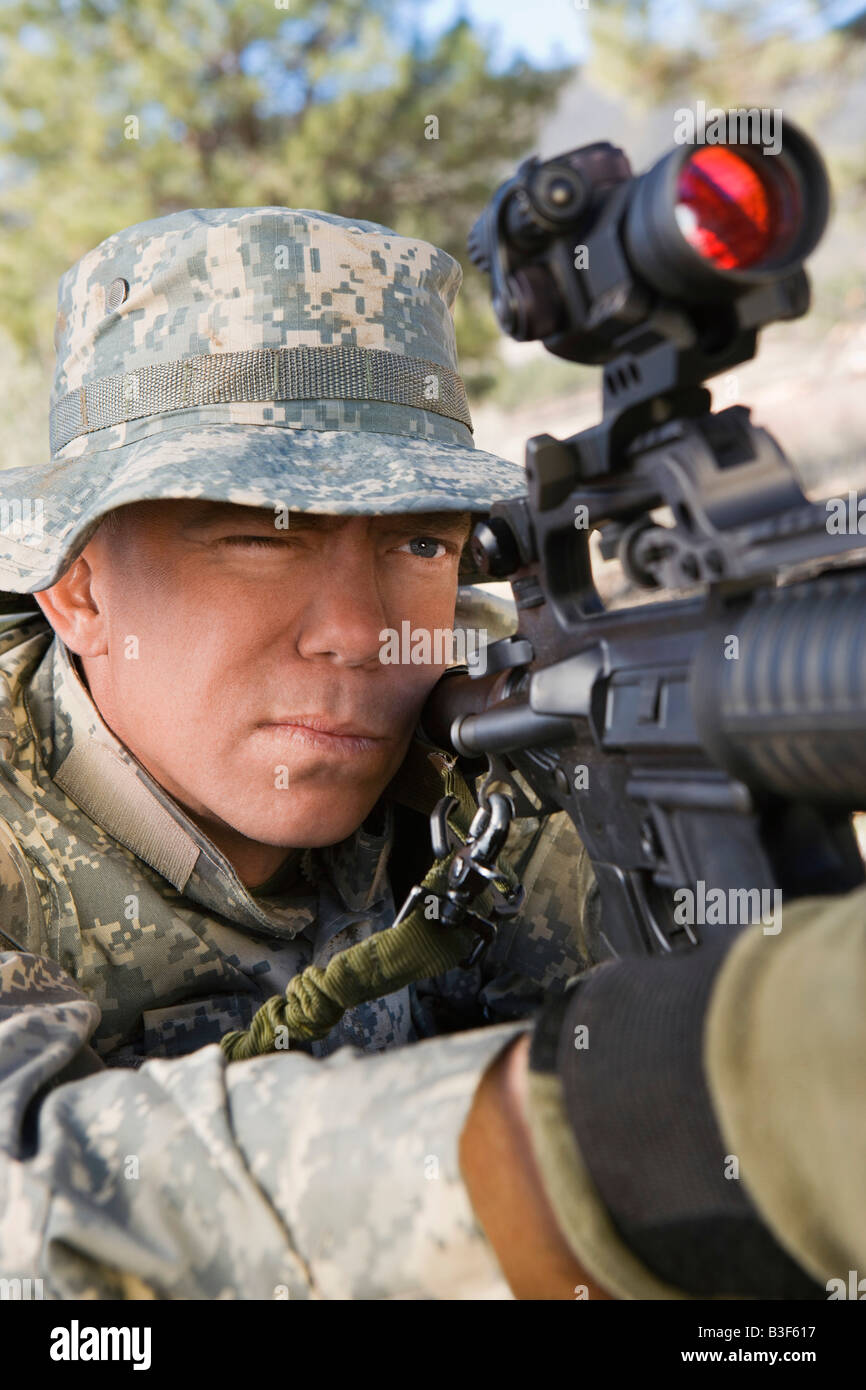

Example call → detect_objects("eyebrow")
379 511 473 535
180 506 473 535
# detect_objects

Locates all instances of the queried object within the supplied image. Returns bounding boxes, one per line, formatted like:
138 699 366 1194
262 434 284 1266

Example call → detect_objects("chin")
224 795 377 849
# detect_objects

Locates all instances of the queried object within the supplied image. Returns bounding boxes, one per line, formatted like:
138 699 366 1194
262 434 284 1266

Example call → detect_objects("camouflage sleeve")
0 951 525 1299
704 888 866 1294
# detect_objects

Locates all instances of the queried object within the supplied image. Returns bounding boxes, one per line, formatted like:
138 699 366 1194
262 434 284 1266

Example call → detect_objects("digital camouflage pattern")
0 591 602 1298
0 950 526 1299
0 206 526 599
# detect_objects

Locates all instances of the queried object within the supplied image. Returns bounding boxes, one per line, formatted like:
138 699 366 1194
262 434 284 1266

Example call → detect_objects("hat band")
50 344 472 456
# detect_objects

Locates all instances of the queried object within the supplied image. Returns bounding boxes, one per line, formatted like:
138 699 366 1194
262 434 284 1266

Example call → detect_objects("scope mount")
472 355 863 636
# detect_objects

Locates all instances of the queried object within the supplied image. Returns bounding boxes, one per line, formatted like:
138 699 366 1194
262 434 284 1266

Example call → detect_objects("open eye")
396 536 451 560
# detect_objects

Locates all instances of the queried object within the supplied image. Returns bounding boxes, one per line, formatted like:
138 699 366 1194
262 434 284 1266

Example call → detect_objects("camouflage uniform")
0 955 526 1298
0 206 598 1297
0 595 597 1298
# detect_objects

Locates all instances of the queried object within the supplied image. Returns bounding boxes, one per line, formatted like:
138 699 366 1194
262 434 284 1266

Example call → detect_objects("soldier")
0 207 861 1302
0 206 599 1298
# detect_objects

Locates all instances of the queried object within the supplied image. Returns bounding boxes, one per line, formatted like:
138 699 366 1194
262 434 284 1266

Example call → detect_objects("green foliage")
585 1 857 113
0 0 572 371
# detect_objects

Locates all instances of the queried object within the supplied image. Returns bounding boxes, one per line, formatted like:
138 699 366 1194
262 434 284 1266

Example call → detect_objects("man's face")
39 499 471 871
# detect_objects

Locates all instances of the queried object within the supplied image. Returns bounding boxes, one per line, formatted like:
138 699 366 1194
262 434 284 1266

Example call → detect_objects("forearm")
459 1031 612 1300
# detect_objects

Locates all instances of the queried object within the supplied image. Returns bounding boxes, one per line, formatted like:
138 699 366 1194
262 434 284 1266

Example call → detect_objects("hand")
459 1032 614 1300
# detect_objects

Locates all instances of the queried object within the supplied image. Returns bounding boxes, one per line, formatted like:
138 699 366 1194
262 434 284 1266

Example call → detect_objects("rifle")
420 115 866 960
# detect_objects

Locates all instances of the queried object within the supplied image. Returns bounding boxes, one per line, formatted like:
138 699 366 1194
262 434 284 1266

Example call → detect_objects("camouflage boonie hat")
0 206 525 603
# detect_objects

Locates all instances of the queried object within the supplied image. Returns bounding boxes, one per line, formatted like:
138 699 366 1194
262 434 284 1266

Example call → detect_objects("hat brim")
0 422 527 597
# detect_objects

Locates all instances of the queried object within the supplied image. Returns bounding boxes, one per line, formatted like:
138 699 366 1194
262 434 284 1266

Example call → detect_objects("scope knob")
529 163 587 224
470 516 521 578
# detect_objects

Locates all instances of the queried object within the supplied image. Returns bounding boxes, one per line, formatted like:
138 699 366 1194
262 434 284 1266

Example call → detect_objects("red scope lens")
675 147 798 270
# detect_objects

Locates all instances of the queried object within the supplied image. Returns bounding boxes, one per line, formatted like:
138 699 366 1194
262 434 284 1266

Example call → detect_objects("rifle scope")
468 115 830 364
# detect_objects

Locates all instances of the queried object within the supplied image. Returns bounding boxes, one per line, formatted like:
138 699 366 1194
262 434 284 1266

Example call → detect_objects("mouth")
257 716 388 755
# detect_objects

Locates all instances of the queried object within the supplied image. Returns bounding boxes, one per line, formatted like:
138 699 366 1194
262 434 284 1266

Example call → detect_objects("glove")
521 939 826 1299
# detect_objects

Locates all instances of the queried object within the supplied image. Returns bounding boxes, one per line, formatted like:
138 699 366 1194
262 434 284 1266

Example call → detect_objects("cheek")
404 585 467 674
104 564 459 777
387 569 460 629
105 585 258 740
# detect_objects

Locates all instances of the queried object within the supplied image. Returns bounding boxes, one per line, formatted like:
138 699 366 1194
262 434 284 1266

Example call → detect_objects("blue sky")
402 0 866 66
403 0 590 69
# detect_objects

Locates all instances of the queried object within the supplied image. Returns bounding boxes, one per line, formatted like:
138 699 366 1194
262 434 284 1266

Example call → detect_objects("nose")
294 537 390 668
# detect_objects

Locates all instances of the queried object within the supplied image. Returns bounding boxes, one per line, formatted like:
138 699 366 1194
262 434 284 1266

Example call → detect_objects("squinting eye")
217 535 287 549
398 537 449 560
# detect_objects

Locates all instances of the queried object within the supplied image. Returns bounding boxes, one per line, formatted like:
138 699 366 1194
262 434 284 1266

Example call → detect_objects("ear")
34 553 108 658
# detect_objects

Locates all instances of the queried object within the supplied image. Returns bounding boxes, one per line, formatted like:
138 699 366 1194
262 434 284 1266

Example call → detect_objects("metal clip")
426 785 526 965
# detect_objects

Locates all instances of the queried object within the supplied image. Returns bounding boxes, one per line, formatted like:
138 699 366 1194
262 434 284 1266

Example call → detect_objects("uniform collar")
24 630 397 932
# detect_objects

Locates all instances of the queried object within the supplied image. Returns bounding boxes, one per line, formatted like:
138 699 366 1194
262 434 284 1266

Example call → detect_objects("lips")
255 716 389 757
262 715 387 739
